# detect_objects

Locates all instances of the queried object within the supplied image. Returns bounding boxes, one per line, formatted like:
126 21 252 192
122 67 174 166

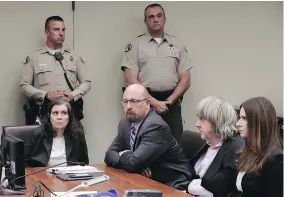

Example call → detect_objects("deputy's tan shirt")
20 45 91 101
121 32 192 92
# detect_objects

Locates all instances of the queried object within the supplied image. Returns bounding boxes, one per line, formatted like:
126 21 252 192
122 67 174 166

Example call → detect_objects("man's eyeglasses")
121 98 149 105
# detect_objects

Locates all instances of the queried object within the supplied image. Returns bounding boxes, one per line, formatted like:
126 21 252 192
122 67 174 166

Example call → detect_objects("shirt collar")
40 44 70 55
46 46 60 55
145 31 171 44
131 118 144 134
207 141 223 149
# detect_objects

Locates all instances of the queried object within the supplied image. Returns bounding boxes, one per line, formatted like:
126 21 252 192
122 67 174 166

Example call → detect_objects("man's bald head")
123 84 149 99
122 84 151 123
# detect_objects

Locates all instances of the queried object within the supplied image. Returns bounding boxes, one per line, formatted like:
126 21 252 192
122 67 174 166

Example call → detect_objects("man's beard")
126 114 138 123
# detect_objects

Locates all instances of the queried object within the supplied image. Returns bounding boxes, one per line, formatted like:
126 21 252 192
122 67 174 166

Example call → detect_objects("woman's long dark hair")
42 99 79 139
237 97 282 174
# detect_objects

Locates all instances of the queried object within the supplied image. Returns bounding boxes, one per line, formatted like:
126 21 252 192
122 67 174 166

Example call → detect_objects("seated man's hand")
141 167 152 178
119 150 130 156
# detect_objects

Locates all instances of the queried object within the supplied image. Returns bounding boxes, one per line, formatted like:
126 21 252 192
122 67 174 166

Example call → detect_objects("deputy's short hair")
45 16 64 30
144 3 165 19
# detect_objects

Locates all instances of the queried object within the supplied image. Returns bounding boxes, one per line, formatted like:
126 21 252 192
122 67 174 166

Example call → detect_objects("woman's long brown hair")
237 97 282 174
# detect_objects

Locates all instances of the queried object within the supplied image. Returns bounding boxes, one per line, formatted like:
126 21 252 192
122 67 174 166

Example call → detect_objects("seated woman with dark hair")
229 97 283 197
187 96 244 197
24 99 89 167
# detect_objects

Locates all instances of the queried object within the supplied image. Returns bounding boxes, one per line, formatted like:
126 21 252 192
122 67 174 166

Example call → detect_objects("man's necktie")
130 126 136 152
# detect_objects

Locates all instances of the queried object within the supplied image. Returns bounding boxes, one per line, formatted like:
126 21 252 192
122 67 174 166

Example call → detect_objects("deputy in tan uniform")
121 4 192 141
20 16 91 123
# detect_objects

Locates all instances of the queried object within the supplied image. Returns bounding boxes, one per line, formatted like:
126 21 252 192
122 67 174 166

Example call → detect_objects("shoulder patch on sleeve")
122 55 129 64
23 56 30 64
125 43 132 52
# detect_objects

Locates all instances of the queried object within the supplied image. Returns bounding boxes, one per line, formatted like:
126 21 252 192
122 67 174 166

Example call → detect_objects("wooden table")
2 164 192 197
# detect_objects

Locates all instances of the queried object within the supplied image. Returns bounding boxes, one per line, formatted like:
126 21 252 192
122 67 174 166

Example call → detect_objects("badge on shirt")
125 44 132 52
23 56 30 64
169 44 175 50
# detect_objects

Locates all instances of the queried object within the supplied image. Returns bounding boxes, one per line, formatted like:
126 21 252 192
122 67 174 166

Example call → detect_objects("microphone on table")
1 161 85 195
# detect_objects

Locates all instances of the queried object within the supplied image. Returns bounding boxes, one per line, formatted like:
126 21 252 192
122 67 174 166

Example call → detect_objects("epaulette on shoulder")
137 33 145 38
165 33 177 38
36 46 44 51
64 48 72 53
